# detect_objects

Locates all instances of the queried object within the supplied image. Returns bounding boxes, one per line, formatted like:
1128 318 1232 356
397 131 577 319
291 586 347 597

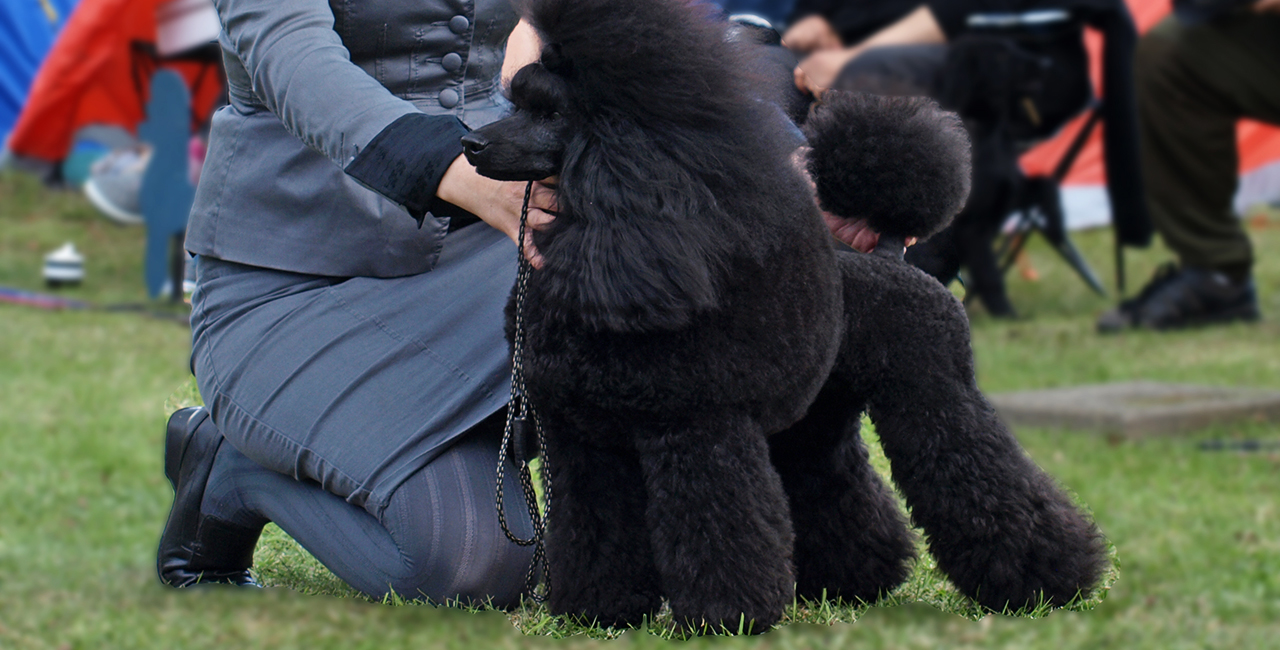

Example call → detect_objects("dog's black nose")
461 133 489 155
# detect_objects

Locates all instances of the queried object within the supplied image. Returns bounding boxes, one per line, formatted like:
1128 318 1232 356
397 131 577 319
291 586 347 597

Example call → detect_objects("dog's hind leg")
635 415 794 634
841 259 1106 612
769 380 916 605
542 414 663 628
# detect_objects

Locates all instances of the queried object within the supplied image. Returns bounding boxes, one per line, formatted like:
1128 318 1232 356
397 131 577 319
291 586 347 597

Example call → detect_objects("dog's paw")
666 580 791 636
550 590 661 630
669 602 784 636
794 534 916 606
940 502 1108 613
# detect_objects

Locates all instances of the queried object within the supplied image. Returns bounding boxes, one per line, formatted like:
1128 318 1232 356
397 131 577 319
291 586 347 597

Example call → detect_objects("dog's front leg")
635 415 794 634
542 413 662 628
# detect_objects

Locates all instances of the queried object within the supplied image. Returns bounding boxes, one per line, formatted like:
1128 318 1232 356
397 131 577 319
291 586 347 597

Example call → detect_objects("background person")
785 1 1146 319
1098 0 1279 331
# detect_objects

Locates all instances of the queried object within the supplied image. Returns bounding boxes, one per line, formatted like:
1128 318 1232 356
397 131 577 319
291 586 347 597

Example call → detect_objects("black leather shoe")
1098 263 1260 332
1097 262 1182 332
157 407 262 588
1137 266 1259 329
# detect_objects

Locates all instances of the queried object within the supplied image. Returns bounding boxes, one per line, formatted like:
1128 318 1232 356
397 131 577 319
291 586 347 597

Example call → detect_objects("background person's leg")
1137 15 1280 280
201 414 535 606
1101 14 1280 330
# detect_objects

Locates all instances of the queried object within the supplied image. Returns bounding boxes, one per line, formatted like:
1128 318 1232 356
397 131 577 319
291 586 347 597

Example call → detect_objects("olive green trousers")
1137 13 1280 280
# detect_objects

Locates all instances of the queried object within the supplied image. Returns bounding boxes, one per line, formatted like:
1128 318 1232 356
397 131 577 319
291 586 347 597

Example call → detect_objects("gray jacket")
187 0 519 278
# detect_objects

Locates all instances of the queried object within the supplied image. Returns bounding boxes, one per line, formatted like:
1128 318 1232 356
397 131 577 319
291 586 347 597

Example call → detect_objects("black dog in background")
463 0 1106 633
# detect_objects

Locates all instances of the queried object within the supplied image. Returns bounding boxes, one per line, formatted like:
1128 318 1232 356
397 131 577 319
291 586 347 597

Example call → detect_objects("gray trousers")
190 222 534 604
1138 14 1280 279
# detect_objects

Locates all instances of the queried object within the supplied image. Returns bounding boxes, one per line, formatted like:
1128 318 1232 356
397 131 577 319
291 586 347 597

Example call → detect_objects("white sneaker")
84 146 152 226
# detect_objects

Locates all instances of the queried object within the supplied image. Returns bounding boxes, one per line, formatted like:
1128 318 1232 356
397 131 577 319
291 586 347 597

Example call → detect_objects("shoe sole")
84 178 145 226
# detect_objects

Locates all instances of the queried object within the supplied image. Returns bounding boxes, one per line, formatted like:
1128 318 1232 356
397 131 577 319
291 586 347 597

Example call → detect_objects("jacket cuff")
345 112 470 225
926 1 971 40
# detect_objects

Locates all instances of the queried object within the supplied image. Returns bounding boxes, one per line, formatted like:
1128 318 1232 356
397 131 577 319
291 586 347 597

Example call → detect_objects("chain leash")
494 181 552 603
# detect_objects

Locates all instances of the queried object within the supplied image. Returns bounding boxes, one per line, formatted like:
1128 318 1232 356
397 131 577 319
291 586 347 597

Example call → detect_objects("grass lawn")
2 170 1278 648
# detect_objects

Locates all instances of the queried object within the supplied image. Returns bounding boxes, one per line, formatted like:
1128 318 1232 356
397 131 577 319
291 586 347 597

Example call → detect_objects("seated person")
787 1 1146 319
1098 0 1278 331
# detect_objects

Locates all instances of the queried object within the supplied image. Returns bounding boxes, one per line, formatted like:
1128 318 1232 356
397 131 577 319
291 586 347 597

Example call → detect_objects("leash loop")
495 181 552 603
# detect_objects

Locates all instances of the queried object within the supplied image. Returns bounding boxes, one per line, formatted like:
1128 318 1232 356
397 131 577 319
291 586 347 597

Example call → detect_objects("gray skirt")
190 222 517 518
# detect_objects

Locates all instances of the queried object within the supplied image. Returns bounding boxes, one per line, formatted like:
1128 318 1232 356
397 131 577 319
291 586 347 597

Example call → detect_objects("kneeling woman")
158 0 556 605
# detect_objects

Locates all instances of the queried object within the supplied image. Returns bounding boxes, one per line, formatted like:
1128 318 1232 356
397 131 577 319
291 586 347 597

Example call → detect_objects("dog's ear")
534 129 731 333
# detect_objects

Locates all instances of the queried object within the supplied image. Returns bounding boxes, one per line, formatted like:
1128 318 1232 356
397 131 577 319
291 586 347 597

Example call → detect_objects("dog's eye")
550 111 562 121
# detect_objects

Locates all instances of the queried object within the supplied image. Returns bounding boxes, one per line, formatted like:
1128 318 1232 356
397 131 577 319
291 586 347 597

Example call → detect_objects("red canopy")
7 0 223 163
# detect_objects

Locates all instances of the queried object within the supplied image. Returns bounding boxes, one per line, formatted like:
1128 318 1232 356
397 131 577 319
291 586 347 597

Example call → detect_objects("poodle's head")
461 59 572 182
804 91 972 242
462 0 797 334
464 0 756 182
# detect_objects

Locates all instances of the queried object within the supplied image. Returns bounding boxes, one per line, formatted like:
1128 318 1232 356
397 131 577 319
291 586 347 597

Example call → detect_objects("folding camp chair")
994 100 1108 297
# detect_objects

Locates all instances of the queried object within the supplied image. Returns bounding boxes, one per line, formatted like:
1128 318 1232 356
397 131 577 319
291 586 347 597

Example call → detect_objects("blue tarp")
1 0 78 144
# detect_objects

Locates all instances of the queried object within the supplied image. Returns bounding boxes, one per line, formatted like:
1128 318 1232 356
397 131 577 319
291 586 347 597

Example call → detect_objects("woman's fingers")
517 178 559 269
822 212 878 253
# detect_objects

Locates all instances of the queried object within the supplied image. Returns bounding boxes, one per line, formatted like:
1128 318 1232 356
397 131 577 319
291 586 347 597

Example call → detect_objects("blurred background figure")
1097 0 1280 331
2 0 223 212
3 0 224 300
84 0 221 227
786 0 1149 319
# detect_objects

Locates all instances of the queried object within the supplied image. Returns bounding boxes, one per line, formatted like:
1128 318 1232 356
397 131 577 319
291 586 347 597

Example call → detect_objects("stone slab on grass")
989 381 1280 437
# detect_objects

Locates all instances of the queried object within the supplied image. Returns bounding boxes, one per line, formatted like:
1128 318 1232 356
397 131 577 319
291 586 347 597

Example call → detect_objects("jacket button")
449 15 470 34
443 52 463 73
439 88 460 108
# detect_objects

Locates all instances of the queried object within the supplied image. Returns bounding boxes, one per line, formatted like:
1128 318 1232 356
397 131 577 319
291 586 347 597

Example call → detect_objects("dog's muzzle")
461 132 490 156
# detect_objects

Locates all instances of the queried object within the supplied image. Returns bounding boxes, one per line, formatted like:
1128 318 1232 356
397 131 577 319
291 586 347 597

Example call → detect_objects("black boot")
157 407 262 587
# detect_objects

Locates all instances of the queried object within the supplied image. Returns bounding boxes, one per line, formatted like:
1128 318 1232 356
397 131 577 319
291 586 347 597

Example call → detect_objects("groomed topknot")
804 91 972 241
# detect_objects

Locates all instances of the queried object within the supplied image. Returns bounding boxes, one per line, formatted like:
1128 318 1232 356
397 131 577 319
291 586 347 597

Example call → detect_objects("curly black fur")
471 0 1107 634
805 91 972 240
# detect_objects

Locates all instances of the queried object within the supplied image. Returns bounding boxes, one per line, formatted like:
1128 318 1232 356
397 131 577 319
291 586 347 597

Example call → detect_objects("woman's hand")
793 47 862 98
793 5 946 98
436 155 559 268
822 213 919 253
781 15 842 54
823 213 880 253
791 147 915 254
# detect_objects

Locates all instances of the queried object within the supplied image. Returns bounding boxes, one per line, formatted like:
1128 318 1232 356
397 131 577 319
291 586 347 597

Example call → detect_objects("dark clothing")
793 0 1149 246
789 0 920 43
1137 14 1280 278
1172 0 1257 24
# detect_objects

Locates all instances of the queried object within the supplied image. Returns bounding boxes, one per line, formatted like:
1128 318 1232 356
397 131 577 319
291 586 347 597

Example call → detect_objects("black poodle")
462 0 1106 633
